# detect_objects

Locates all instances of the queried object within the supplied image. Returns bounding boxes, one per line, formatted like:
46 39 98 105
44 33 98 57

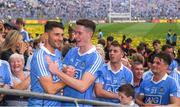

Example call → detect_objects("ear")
128 96 133 100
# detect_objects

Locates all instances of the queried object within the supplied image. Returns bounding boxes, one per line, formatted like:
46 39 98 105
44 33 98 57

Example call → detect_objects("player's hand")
46 56 59 75
63 65 76 77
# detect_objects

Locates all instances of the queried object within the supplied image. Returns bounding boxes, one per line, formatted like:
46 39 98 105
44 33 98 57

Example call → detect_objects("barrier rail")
0 88 124 107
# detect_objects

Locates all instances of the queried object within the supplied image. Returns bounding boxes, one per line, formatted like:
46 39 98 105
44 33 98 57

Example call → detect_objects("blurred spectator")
104 35 114 62
16 18 30 42
172 33 177 46
0 30 27 61
98 29 103 39
162 44 178 72
5 53 30 106
0 0 179 20
96 44 105 62
166 29 172 45
97 38 106 48
67 26 76 47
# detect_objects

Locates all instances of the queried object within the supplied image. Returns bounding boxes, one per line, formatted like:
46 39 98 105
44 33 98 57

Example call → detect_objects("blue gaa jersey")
169 68 180 98
0 60 12 86
142 69 153 80
28 46 62 106
139 74 178 105
62 47 103 107
95 62 133 103
169 60 178 72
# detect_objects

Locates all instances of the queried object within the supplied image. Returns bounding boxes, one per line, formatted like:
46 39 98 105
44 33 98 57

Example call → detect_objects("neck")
153 72 166 82
79 43 93 54
13 71 25 80
45 44 55 54
110 62 121 72
134 78 141 86
155 49 160 53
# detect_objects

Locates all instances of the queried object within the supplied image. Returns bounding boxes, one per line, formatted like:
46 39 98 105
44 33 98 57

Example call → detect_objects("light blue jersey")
95 62 133 103
169 60 178 72
142 69 153 80
62 47 103 107
170 68 180 97
28 46 62 106
139 74 178 105
0 60 12 86
21 29 30 42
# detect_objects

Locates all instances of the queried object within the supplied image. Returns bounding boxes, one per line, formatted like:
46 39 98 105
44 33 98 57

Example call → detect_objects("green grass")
96 23 180 38
26 22 180 49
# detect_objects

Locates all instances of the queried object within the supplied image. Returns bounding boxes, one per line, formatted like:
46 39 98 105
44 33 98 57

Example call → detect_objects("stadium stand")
0 0 179 20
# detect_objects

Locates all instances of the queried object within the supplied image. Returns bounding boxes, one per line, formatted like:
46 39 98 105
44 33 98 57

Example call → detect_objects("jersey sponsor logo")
106 84 119 93
74 69 82 79
144 94 162 104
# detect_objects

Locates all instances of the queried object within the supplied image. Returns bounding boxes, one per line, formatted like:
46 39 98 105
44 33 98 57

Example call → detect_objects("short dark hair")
16 18 25 25
4 22 18 30
76 19 96 33
153 39 161 45
161 44 173 51
155 52 172 65
98 39 106 47
111 40 121 48
107 36 114 42
45 21 64 32
118 84 135 98
68 26 74 34
125 38 132 43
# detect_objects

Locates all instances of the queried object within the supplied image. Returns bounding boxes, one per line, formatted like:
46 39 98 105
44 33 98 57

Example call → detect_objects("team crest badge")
159 87 164 94
81 61 86 67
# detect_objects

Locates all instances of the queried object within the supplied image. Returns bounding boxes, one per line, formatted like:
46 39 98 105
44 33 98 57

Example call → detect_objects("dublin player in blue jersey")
46 19 103 107
28 21 69 106
136 52 179 106
94 41 133 103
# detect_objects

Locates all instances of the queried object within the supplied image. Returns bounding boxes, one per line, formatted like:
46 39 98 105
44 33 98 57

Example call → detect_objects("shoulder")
0 60 9 66
99 64 108 72
166 75 176 82
122 64 133 73
66 47 78 55
32 49 45 61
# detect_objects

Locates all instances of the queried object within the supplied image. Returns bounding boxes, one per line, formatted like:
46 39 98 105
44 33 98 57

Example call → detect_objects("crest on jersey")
159 87 164 94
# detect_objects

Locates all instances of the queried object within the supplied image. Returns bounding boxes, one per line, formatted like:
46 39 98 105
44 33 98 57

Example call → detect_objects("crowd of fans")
0 0 179 20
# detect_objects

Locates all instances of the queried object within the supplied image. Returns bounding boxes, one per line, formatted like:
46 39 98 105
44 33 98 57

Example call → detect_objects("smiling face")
10 57 24 73
132 64 144 80
74 25 92 47
47 27 64 49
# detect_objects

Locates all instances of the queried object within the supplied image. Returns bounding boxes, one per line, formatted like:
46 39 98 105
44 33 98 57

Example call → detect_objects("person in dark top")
104 35 114 62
